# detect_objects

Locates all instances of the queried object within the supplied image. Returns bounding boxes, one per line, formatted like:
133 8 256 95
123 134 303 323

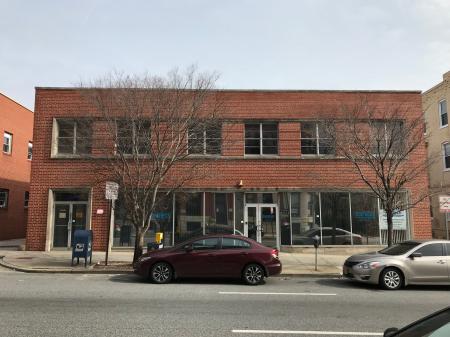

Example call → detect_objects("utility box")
147 232 164 251
72 229 93 267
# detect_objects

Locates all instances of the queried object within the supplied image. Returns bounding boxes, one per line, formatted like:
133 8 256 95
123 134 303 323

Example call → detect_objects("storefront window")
235 192 244 234
351 193 379 245
175 192 203 244
320 192 351 245
291 192 320 245
205 192 234 234
245 193 277 204
279 193 291 245
113 193 173 247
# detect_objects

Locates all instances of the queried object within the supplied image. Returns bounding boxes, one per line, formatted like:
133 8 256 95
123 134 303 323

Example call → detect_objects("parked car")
383 306 450 336
294 227 363 245
134 234 282 285
343 240 450 290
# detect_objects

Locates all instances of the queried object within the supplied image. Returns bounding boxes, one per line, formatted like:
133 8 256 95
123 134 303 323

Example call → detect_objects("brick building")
0 92 34 240
26 88 431 251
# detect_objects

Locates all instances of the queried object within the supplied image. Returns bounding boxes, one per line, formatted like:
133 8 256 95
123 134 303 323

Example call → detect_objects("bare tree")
322 98 432 246
82 68 223 262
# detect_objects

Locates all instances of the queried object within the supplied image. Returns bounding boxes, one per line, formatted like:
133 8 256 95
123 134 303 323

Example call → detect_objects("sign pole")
105 199 113 266
105 181 119 266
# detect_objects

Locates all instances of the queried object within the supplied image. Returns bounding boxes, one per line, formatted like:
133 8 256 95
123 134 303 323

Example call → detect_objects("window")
0 189 8 208
24 191 29 208
371 120 404 156
221 238 251 249
188 124 221 155
3 132 12 154
116 120 151 155
27 142 33 160
439 100 448 127
191 238 220 250
300 123 334 155
446 243 450 256
56 120 92 155
443 143 450 170
415 243 444 257
245 122 278 155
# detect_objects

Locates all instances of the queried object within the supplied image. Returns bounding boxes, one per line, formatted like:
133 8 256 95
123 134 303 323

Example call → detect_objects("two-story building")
26 88 431 251
0 92 34 241
424 71 450 240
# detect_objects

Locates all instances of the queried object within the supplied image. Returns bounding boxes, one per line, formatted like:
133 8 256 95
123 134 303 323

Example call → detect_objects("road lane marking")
219 292 336 296
232 330 382 335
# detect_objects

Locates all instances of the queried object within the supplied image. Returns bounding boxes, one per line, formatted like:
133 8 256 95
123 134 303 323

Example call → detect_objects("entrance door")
54 204 70 247
53 203 87 248
244 204 278 248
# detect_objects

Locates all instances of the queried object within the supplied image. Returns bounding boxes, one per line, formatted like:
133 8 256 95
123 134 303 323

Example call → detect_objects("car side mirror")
409 252 422 259
184 244 193 252
384 327 398 337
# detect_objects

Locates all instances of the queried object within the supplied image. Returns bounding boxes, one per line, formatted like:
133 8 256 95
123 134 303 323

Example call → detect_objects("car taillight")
271 249 279 259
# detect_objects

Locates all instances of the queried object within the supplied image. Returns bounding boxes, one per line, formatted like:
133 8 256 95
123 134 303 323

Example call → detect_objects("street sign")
439 196 450 213
105 181 119 200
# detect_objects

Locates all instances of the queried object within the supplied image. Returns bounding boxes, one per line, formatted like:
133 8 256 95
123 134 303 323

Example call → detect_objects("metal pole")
105 199 113 266
446 212 449 240
315 246 318 271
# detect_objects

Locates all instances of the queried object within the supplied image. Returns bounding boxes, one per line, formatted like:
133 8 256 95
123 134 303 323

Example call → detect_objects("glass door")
244 204 279 248
54 204 70 247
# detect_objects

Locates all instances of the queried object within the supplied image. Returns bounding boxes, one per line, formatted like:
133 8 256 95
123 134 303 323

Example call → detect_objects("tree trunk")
133 227 144 263
386 208 394 247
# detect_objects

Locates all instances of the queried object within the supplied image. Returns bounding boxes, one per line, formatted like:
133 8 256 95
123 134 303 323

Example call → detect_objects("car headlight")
356 261 382 270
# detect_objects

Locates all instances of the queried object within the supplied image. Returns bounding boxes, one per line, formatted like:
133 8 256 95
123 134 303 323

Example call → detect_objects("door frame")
53 201 89 249
244 203 280 249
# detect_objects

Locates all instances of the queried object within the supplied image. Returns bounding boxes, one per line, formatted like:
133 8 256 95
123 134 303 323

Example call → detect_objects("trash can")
72 229 93 267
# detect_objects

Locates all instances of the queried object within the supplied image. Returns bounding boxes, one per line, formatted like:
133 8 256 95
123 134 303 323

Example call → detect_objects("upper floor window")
439 100 448 127
3 132 12 154
301 122 334 155
27 142 33 160
56 119 92 155
116 119 151 155
0 189 8 208
371 120 404 156
245 122 278 155
443 143 450 170
24 191 29 208
188 124 221 155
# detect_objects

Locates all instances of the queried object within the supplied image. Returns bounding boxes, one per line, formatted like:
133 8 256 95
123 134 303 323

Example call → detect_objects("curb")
0 257 133 274
279 273 342 278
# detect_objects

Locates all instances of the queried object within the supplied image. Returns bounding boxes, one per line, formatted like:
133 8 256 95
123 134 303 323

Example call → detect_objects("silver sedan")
343 240 450 290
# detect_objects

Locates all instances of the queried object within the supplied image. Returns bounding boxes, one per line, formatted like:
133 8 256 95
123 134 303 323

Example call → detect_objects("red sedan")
134 234 282 285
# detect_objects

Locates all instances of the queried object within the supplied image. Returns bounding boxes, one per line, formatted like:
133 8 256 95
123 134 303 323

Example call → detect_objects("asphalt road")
0 267 449 337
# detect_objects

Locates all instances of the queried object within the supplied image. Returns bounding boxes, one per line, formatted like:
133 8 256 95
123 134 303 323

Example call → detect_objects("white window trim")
439 99 448 128
3 132 12 154
443 142 450 171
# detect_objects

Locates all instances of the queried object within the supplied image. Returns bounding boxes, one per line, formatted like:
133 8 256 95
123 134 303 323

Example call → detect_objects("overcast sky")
1 0 450 110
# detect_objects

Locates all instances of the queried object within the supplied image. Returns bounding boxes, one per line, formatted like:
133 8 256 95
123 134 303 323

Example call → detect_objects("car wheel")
150 262 173 284
380 267 403 290
243 264 264 285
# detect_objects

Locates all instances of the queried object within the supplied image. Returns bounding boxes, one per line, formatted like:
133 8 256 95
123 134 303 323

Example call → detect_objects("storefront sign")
379 210 407 230
439 196 450 213
105 182 119 200
353 211 376 220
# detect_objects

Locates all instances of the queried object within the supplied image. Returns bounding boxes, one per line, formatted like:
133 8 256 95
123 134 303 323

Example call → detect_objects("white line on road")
219 292 337 296
232 329 382 336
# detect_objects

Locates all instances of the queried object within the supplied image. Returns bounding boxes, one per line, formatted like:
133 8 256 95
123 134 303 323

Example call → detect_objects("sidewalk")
0 248 346 276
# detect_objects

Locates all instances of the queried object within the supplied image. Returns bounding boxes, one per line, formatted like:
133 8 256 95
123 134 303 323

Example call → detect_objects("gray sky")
1 0 450 110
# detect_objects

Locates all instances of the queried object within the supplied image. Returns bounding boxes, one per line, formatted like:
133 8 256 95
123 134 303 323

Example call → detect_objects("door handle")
437 260 446 264
240 252 249 255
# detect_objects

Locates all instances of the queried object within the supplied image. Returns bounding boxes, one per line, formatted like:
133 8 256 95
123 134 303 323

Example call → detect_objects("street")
0 268 449 337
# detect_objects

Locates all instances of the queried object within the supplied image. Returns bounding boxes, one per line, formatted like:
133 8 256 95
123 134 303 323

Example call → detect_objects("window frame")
187 124 222 156
55 119 93 156
0 189 9 208
115 119 151 156
3 132 13 154
439 99 448 128
300 122 334 156
27 141 33 160
442 142 450 171
244 122 278 156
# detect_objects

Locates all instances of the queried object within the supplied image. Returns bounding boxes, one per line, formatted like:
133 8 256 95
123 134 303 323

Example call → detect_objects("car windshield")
379 242 421 255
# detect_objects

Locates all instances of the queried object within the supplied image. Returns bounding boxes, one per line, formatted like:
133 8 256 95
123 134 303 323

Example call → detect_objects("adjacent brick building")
26 88 431 251
0 92 34 240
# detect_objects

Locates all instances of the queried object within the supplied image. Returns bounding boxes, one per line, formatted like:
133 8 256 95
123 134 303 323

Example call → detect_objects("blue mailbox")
72 229 93 267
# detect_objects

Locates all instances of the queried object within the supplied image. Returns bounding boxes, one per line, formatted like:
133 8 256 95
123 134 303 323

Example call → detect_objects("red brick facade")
26 89 431 251
0 93 33 240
